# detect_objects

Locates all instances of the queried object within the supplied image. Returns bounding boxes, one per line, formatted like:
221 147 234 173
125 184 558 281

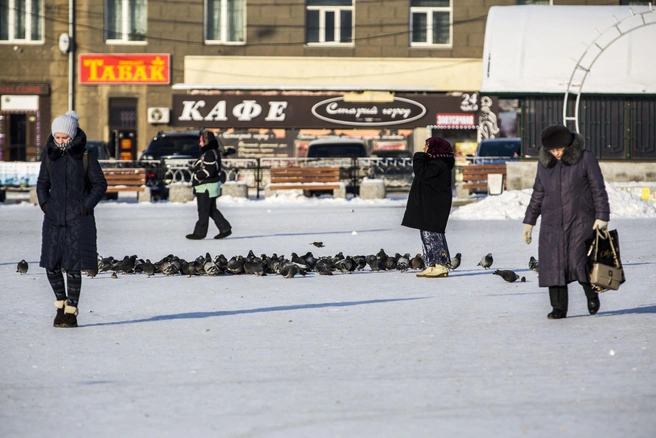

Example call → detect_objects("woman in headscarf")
402 137 455 278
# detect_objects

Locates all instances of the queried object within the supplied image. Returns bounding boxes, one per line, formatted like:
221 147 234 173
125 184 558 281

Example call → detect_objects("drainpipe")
68 0 75 111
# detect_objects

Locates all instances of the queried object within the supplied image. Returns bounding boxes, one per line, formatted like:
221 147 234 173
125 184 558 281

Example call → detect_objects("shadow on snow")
81 297 429 328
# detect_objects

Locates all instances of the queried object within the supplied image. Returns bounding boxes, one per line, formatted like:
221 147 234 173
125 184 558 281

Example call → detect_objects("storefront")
0 83 50 162
170 89 498 158
78 53 172 160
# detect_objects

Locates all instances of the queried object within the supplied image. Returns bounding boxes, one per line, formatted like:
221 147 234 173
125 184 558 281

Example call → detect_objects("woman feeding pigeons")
402 136 455 278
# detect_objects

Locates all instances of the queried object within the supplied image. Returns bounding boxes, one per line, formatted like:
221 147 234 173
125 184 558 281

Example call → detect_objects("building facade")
0 0 650 162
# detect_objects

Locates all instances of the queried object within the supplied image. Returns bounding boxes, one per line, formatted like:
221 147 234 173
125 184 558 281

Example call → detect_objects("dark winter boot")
213 229 232 239
581 282 600 315
547 310 567 320
59 305 78 328
186 234 205 240
548 286 568 320
53 300 66 327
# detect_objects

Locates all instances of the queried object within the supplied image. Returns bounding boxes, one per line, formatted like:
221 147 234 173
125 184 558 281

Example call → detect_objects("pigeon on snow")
477 253 494 270
447 253 461 271
493 269 521 283
528 256 539 273
17 259 28 275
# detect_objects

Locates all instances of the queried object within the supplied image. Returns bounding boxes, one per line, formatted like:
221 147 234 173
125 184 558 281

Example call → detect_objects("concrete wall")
506 161 656 190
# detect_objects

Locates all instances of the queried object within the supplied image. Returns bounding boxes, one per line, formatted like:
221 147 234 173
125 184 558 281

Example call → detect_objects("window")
205 0 245 43
619 1 652 4
410 0 451 47
516 1 551 4
306 0 353 45
105 0 147 43
0 0 43 42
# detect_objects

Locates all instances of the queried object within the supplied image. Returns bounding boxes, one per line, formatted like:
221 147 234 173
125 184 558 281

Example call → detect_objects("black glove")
83 205 89 216
41 202 47 214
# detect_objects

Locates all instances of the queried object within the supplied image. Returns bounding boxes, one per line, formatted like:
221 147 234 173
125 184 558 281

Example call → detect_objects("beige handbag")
587 229 624 292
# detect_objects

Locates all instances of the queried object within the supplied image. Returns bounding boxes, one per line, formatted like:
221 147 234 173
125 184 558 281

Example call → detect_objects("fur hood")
538 132 584 169
46 128 87 161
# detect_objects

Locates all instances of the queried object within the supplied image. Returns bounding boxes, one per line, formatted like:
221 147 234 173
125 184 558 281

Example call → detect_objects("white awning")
481 5 656 94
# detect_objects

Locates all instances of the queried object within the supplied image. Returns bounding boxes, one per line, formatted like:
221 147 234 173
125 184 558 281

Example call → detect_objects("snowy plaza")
1 187 655 438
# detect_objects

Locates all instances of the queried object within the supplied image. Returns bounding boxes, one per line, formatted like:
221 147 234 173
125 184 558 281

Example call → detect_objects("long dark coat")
402 152 454 233
37 129 108 270
523 134 610 287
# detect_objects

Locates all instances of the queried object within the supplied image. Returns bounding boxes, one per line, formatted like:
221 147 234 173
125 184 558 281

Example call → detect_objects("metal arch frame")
563 5 656 132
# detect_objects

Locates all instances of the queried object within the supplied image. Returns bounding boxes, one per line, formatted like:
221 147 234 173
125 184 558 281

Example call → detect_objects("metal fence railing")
1 156 518 200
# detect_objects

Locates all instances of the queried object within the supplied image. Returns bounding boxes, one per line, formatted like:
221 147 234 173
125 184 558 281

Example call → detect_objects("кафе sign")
171 92 493 129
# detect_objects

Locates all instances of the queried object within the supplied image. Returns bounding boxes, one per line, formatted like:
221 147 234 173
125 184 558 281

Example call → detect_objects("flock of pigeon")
16 248 540 282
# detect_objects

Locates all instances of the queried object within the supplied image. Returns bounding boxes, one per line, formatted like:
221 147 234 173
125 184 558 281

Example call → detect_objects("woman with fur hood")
402 137 455 278
523 124 610 319
186 129 232 240
37 111 108 328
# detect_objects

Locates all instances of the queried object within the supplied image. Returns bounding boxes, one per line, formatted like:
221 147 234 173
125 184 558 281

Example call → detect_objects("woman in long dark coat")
523 124 610 319
37 111 107 328
402 137 455 278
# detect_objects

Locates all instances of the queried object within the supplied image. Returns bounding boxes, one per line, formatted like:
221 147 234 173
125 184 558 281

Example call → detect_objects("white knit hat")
51 110 79 139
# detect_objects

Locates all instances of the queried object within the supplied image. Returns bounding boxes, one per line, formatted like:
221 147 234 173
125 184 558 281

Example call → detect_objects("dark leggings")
548 282 597 313
46 269 82 307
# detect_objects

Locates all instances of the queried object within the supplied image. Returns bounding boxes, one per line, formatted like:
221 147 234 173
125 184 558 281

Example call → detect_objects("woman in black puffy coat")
523 124 610 320
186 129 232 240
37 111 107 328
402 137 455 278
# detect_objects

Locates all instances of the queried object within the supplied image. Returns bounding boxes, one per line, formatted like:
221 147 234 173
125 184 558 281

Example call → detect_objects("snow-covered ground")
1 186 655 438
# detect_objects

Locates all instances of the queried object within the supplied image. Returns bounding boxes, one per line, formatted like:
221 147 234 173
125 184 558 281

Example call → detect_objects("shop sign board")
79 54 171 84
172 92 491 129
0 83 49 95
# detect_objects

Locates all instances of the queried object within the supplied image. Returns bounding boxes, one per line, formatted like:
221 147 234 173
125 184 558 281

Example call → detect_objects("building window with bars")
410 0 451 47
205 0 245 44
306 0 353 45
0 0 43 42
105 0 147 43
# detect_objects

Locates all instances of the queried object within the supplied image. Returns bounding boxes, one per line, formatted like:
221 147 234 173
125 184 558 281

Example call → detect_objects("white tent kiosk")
481 5 656 96
480 5 656 159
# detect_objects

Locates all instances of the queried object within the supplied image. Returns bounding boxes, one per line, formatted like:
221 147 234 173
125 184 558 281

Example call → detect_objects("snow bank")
451 184 656 220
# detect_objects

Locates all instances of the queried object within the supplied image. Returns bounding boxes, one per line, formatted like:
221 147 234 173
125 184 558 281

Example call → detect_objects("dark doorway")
109 97 138 160
9 114 27 161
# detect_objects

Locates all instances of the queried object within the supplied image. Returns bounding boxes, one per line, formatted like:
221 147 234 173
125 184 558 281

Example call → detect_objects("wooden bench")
265 167 345 198
456 164 507 198
102 168 147 193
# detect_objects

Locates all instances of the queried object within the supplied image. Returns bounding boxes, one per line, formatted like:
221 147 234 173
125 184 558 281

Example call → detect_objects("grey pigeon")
86 267 98 278
280 262 299 278
477 253 493 269
226 256 245 275
410 254 425 271
366 255 385 272
143 259 155 277
17 259 28 275
493 269 520 283
528 256 539 273
311 242 325 248
447 253 461 271
396 253 410 272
